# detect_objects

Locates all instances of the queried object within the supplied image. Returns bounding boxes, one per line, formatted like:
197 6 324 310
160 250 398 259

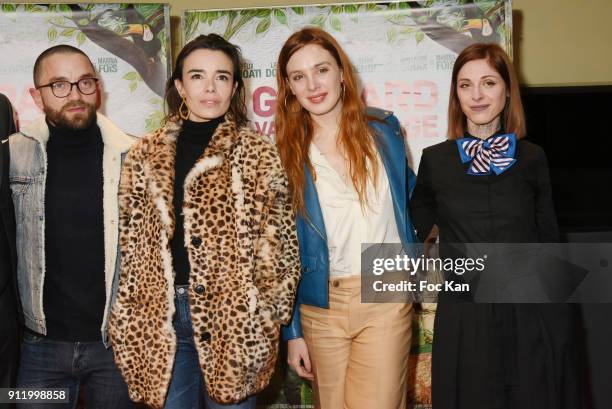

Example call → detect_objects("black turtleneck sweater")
171 117 223 285
44 120 105 342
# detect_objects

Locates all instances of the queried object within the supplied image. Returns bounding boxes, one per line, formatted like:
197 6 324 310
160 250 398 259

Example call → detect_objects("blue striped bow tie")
456 133 517 175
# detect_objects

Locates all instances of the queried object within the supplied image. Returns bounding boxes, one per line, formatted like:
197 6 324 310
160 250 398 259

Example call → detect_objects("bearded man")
7 45 134 409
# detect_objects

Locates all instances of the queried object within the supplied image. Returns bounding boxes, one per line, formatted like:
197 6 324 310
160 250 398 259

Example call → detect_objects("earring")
179 97 190 120
284 93 302 114
342 82 346 99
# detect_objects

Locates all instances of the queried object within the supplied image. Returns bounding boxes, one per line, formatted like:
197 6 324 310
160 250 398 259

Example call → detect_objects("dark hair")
165 34 247 127
33 45 95 87
448 43 526 139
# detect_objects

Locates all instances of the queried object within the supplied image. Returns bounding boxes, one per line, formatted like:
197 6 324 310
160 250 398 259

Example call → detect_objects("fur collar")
20 112 133 153
145 117 241 239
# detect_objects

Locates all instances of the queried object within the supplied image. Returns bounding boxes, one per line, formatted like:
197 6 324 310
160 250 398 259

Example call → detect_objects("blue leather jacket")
281 107 417 340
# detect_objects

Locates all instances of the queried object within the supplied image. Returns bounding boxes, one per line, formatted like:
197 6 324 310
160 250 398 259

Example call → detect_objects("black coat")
0 93 16 142
0 93 19 389
411 138 559 244
410 137 583 409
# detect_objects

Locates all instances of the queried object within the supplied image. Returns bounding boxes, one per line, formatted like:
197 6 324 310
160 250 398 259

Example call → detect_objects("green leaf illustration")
183 14 195 40
417 15 428 24
50 16 66 25
207 11 220 25
274 9 287 26
256 17 271 34
77 18 89 26
330 16 342 32
291 7 304 15
2 4 16 12
122 72 139 81
61 28 76 37
59 4 71 14
134 4 161 20
331 6 343 14
344 5 358 13
48 28 58 42
129 81 137 93
76 32 86 46
310 15 326 27
157 30 168 49
415 30 425 44
399 2 411 9
474 0 497 12
255 9 271 18
145 110 165 133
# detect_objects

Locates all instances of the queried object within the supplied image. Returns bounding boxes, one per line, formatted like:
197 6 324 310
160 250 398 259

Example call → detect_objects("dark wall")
522 86 612 409
521 86 612 234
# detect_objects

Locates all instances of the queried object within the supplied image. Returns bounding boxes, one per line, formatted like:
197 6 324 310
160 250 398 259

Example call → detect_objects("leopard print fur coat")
108 117 300 408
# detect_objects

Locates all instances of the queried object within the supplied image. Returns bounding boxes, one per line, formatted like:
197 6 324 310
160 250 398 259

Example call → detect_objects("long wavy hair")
448 43 526 139
275 27 378 213
164 34 248 127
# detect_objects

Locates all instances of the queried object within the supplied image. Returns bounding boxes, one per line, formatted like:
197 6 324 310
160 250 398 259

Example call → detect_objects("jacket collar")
146 116 240 235
302 163 327 242
302 110 414 248
20 112 133 154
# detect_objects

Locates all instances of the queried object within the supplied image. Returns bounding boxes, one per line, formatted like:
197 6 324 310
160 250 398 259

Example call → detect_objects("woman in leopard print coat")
108 34 300 409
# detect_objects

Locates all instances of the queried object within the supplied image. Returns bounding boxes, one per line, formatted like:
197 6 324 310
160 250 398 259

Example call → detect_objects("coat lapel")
182 117 238 252
183 117 237 191
302 165 327 242
149 117 239 245
371 120 411 248
146 121 180 239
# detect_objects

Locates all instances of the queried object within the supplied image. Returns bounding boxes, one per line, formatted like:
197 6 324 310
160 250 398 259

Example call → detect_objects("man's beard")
45 100 96 131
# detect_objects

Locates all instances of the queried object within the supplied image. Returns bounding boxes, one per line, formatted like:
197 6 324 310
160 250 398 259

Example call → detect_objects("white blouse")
309 143 401 278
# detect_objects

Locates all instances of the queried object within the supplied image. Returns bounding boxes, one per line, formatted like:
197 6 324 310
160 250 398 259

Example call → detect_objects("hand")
287 337 314 381
424 225 439 258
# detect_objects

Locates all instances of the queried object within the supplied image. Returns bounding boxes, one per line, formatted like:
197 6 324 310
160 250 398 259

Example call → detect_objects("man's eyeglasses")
36 78 99 98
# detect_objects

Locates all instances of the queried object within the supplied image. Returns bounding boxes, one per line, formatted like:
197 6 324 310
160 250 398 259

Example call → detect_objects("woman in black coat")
410 44 582 409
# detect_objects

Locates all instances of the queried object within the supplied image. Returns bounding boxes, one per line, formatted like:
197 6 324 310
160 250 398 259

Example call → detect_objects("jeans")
16 332 132 409
164 285 257 409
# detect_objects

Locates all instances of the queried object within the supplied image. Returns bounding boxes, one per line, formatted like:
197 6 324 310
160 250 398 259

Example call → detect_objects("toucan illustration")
94 6 163 64
126 23 154 41
462 18 494 37
97 9 159 43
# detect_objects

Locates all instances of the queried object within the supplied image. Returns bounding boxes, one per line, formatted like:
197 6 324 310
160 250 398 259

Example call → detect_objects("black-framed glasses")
36 78 99 98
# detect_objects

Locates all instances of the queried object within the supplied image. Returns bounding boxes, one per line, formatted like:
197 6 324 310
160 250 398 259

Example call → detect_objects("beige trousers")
300 276 413 409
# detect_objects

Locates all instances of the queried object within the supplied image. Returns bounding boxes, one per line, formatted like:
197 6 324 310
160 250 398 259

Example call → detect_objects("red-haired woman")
275 27 417 409
410 43 582 409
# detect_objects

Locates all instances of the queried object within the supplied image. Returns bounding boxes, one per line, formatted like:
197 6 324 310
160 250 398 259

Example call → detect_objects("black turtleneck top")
44 119 105 342
171 117 223 285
